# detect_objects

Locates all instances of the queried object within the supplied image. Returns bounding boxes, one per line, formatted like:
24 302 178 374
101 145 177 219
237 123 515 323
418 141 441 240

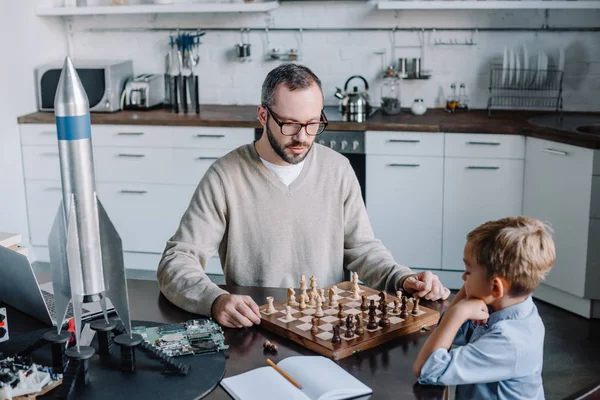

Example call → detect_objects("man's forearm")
413 309 465 377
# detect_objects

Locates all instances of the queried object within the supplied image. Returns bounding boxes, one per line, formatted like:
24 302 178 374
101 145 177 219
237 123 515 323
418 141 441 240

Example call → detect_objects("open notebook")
220 356 372 400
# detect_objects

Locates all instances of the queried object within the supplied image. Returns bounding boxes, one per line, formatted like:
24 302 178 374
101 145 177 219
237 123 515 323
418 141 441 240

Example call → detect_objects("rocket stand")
90 319 117 356
42 331 71 374
114 333 143 373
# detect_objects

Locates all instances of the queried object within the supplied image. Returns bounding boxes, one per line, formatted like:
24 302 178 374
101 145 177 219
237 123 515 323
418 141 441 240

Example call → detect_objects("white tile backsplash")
67 2 600 111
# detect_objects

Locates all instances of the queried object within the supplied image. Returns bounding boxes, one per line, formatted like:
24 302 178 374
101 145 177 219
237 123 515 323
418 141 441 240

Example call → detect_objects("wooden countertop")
17 105 600 150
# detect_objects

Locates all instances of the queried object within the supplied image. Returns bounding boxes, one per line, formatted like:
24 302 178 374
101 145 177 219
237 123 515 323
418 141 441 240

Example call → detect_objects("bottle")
458 82 469 110
445 83 459 113
380 65 401 115
410 99 427 116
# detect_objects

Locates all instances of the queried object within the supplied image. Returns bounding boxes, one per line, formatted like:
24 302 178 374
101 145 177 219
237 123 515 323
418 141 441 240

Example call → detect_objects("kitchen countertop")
17 105 600 150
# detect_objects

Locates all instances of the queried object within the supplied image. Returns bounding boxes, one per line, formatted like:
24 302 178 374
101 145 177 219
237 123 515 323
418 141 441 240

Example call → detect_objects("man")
157 63 450 328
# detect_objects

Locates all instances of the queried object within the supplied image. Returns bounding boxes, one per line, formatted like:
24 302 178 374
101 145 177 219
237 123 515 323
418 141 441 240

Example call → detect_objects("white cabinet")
523 138 595 298
367 155 443 269
442 157 524 270
24 180 63 246
366 131 444 270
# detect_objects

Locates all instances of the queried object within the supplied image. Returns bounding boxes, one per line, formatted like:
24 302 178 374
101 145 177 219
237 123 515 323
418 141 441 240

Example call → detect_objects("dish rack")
487 63 563 116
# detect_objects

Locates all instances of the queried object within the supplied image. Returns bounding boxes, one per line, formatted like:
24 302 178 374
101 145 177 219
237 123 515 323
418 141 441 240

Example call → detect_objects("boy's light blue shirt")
418 296 545 400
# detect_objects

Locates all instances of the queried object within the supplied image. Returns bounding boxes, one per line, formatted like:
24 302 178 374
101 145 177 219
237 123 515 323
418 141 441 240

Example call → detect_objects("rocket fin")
97 196 132 336
48 200 72 333
65 198 85 351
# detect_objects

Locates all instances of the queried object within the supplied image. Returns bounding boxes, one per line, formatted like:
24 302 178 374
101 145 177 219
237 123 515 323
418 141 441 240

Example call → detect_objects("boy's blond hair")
466 216 556 297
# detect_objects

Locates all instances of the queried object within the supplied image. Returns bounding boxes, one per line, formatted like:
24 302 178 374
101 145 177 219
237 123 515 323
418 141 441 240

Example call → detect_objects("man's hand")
451 298 489 323
212 294 262 328
403 271 451 301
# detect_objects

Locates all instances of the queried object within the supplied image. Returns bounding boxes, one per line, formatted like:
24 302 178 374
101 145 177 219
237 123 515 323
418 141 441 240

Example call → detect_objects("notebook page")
279 356 372 400
220 366 311 400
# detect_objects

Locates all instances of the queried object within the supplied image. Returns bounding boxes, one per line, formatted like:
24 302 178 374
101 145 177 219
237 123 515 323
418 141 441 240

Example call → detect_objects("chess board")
259 281 440 360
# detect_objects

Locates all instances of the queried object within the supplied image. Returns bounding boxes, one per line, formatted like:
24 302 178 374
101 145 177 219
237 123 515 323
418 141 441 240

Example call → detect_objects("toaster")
121 74 165 110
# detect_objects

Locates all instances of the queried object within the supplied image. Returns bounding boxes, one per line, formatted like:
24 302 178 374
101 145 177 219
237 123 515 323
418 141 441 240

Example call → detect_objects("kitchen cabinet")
366 132 444 270
523 137 598 299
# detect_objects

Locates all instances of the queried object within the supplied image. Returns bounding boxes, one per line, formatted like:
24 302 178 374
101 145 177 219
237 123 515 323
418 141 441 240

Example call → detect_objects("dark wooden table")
2 279 449 400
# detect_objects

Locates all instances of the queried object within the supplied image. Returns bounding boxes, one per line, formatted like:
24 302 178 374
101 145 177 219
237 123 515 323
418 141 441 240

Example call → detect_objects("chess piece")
319 288 326 304
299 293 307 310
285 305 293 321
352 272 359 285
393 299 400 314
367 299 378 330
351 283 361 300
266 296 276 314
311 317 320 335
378 291 386 310
315 296 325 317
396 290 403 300
300 275 308 303
400 296 409 318
332 325 341 344
310 275 318 299
360 295 368 311
345 315 355 338
308 291 316 307
329 288 338 308
412 296 420 315
337 303 345 319
288 288 298 307
379 302 391 328
263 340 278 353
355 314 364 336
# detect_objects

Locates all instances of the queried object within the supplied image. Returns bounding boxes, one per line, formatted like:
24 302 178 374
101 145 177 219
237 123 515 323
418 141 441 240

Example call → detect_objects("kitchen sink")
576 124 600 135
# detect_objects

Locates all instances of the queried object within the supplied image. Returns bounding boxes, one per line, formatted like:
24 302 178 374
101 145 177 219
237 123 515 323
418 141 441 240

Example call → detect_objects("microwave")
35 60 134 113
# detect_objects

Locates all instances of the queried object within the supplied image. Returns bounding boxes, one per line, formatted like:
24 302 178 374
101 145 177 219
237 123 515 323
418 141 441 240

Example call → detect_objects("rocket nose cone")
54 57 90 117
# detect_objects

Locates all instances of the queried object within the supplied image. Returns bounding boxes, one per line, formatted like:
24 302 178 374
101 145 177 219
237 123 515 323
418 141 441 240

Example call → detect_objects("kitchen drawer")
97 183 196 253
445 133 525 159
21 145 62 180
20 124 58 146
24 180 63 246
172 149 229 185
92 125 172 148
172 127 254 149
366 131 444 156
94 147 172 184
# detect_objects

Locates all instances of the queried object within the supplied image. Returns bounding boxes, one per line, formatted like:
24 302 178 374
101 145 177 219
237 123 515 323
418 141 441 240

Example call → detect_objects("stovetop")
322 106 379 123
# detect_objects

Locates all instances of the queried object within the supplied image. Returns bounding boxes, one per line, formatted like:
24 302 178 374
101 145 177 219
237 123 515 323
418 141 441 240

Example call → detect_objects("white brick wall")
67 2 600 111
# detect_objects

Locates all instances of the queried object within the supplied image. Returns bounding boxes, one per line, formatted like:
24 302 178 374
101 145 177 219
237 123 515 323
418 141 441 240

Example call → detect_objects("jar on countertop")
380 65 401 116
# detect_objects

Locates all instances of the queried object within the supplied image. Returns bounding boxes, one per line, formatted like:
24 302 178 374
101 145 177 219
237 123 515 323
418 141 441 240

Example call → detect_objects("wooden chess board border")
259 281 440 360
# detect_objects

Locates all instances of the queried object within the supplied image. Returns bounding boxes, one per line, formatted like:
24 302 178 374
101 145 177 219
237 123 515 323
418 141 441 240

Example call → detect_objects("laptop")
0 245 115 327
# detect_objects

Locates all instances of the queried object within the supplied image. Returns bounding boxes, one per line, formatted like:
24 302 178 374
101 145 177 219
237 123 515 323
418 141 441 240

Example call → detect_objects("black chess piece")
344 315 355 338
332 325 341 344
337 303 345 319
400 296 409 318
378 291 386 310
354 314 365 336
360 295 368 311
367 299 378 330
311 317 320 335
412 296 421 315
379 302 391 328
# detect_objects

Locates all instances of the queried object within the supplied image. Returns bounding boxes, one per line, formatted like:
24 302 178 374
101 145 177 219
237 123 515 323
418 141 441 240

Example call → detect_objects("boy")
413 216 556 399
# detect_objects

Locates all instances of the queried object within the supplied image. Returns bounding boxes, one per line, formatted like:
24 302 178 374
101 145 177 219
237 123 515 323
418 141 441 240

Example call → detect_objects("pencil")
266 358 302 390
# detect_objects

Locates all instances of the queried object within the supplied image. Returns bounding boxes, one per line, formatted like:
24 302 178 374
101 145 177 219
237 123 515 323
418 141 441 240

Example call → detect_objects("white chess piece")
319 288 326 303
299 293 307 310
308 291 316 307
288 288 298 307
300 275 307 291
285 305 293 321
266 296 276 314
329 287 338 308
351 283 361 300
352 272 359 284
315 296 324 317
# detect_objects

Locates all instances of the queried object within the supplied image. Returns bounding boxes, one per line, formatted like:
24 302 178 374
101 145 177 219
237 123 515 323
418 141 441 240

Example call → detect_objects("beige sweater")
157 142 413 316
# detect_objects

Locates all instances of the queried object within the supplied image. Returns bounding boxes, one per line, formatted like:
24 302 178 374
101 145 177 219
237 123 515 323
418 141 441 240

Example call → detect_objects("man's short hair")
467 216 556 296
261 63 323 108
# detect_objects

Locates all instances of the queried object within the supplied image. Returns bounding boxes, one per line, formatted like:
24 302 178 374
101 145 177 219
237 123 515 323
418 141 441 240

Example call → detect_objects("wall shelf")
36 2 280 16
376 1 600 10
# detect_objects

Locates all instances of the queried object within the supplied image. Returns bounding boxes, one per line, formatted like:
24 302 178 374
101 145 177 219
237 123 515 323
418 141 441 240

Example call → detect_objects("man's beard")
266 120 312 165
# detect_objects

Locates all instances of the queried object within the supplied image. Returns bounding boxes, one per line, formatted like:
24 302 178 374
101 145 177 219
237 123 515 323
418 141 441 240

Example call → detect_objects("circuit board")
132 319 228 357
0 355 62 399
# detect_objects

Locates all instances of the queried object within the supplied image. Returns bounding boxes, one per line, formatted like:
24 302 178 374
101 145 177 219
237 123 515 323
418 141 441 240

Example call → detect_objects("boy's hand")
451 298 489 323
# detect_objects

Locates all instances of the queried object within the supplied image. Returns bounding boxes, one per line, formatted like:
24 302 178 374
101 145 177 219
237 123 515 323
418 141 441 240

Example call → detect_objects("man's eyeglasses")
264 105 328 137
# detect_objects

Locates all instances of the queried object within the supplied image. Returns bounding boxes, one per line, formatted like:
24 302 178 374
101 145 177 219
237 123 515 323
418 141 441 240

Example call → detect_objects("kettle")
334 75 371 116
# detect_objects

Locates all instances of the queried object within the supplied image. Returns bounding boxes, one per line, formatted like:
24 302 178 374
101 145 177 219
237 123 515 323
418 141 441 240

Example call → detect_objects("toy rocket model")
48 57 132 351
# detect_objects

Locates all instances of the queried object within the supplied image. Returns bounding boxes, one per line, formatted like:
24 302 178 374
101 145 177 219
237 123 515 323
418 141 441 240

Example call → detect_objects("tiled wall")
68 2 600 111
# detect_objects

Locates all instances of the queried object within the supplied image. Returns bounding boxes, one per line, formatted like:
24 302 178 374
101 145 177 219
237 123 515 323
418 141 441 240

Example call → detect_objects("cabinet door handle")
195 134 225 138
388 139 420 143
196 157 220 160
118 132 144 136
542 148 568 156
466 166 500 170
119 190 148 194
388 163 420 167
118 153 146 158
466 141 501 146
44 187 62 191
41 152 59 156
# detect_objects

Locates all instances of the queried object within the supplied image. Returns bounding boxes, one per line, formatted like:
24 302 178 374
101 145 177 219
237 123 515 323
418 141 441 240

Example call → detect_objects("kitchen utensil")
334 75 371 117
122 74 166 110
235 28 251 63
